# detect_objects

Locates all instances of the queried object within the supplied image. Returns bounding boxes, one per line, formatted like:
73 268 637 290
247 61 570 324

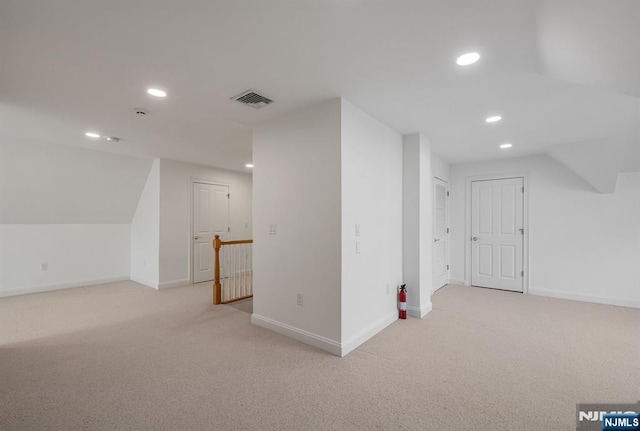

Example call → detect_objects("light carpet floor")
1 281 638 430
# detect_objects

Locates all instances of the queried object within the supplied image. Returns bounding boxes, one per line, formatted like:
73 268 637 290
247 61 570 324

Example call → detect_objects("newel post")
213 235 222 304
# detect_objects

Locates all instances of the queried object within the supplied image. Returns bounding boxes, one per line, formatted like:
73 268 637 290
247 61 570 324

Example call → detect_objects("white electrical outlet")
41 263 48 271
269 224 278 235
297 293 303 306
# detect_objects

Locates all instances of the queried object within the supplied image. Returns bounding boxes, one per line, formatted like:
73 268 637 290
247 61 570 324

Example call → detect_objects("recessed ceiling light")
245 164 254 168
456 52 480 66
500 143 513 149
147 88 167 98
85 132 100 138
486 116 502 123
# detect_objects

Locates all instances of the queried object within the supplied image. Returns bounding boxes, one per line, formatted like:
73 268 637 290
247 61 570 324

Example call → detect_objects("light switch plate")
269 224 277 235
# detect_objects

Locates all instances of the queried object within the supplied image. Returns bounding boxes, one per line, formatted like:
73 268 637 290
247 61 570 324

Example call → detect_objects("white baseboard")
529 288 640 309
130 276 159 290
407 301 433 319
251 314 342 356
252 311 401 357
341 310 398 356
0 276 130 298
158 279 190 289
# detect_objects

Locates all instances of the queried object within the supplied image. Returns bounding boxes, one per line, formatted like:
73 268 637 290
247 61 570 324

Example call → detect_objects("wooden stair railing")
213 235 253 304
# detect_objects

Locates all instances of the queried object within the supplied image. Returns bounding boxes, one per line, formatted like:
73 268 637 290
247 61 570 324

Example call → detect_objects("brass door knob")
194 235 201 240
472 236 479 241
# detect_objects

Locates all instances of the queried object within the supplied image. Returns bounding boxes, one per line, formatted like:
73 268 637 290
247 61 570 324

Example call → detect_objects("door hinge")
447 264 449 270
227 193 230 198
447 227 450 233
227 227 230 232
447 191 450 197
521 270 524 277
522 187 524 193
519 228 524 235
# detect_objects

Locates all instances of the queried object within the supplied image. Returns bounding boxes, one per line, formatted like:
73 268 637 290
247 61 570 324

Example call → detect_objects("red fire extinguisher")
399 284 407 319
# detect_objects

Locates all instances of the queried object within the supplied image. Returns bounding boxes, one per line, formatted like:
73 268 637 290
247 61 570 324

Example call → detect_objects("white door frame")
433 176 450 292
464 172 530 294
188 177 231 284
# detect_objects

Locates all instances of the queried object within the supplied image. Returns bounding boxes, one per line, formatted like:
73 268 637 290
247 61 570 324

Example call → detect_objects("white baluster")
242 243 246 297
223 246 227 302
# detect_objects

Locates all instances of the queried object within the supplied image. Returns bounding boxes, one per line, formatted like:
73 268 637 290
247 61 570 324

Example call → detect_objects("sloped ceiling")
536 0 640 192
0 140 153 224
547 132 638 193
537 0 640 98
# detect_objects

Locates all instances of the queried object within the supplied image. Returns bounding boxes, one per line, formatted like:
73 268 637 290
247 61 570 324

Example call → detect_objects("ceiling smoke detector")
230 89 274 109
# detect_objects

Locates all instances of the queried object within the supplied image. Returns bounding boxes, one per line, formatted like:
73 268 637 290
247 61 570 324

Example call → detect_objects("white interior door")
192 182 229 283
471 178 524 292
433 177 449 292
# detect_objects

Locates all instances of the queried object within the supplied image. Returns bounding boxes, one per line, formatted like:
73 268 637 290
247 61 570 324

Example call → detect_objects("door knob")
434 238 440 242
194 235 200 240
472 236 479 241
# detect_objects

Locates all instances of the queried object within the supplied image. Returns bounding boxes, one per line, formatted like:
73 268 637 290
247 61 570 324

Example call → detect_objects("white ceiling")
1 0 638 173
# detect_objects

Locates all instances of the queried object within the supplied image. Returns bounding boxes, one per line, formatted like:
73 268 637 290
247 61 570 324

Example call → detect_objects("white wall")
252 99 343 353
0 224 130 297
341 99 403 353
0 139 150 296
159 159 253 288
402 134 434 317
252 98 408 356
450 155 640 308
0 139 254 295
130 159 160 288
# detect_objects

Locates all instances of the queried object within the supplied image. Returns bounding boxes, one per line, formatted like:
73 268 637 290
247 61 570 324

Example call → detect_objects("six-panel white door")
433 177 449 292
471 178 523 292
192 182 229 283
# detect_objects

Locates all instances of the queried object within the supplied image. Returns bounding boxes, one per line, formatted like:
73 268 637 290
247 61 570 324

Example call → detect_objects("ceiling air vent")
231 89 274 109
